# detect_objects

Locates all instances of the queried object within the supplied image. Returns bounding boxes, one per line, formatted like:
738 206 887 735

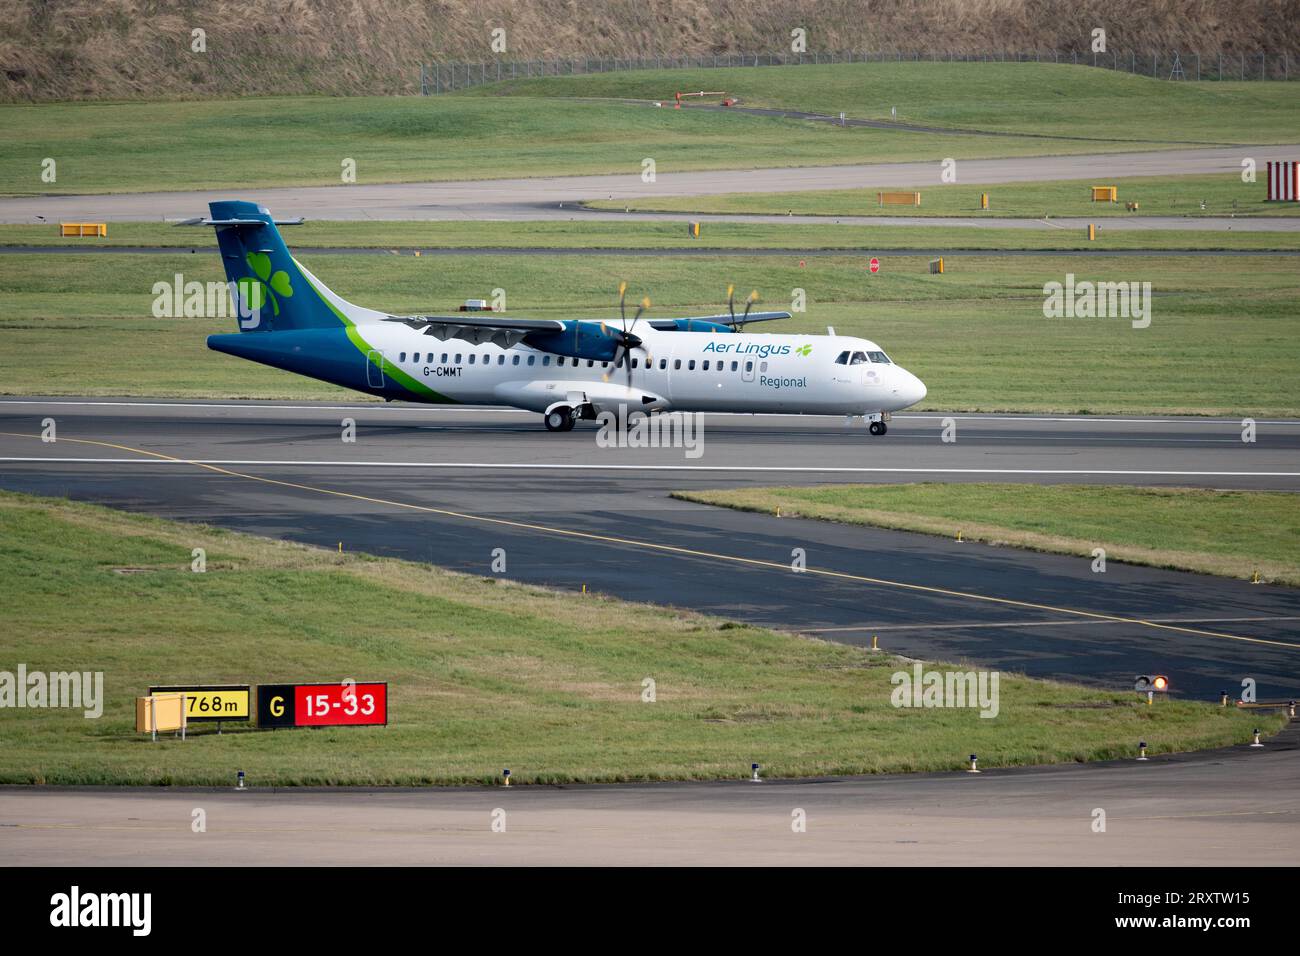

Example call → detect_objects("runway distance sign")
148 685 250 721
257 682 387 728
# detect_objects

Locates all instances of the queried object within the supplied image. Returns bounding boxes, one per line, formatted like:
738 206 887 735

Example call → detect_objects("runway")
2 399 1298 700
4 145 1299 225
2 720 1296 865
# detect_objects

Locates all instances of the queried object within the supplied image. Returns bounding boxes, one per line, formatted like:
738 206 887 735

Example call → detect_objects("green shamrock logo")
237 252 293 317
795 344 812 357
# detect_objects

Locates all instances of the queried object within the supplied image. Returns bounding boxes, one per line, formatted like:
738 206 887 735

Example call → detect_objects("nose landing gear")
867 411 890 436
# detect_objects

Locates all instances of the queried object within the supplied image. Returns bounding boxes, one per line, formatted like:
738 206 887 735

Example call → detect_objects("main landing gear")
869 420 888 436
544 406 576 432
543 401 601 431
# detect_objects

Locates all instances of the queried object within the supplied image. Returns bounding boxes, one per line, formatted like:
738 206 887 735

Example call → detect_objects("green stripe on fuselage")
300 270 456 405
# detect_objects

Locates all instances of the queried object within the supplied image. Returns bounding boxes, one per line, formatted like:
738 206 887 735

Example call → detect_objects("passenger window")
702 360 710 371
527 355 535 366
469 354 476 364
688 360 696 370
544 356 551 366
659 359 667 370
760 361 768 373
512 355 520 365
441 353 448 363
632 358 639 369
455 353 463 363
730 361 738 371
674 359 681 370
587 359 594 367
602 361 609 369
745 361 753 373
400 352 407 362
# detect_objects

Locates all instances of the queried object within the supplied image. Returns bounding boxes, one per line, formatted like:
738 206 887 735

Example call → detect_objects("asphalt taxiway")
2 399 1297 700
2 720 1296 865
4 145 1299 225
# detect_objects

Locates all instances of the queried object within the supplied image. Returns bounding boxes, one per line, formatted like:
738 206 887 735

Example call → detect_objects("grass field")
1 250 1296 415
672 484 1300 586
587 173 1298 219
0 491 1278 786
4 219 1299 251
3 63 1297 196
469 61 1300 145
0 89 1137 198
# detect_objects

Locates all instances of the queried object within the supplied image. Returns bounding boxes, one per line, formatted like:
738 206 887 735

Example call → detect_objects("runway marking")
806 616 1300 633
3 400 1299 426
3 430 1298 652
3 456 1300 479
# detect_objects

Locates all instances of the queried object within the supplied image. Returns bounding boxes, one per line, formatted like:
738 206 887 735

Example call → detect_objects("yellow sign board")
878 191 922 207
135 693 186 733
149 685 250 721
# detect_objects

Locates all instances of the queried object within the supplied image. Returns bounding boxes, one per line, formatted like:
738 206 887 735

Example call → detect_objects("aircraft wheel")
869 420 887 436
545 407 575 432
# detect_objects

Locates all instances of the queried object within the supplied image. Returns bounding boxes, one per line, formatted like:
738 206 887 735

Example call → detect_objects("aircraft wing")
647 311 792 330
384 314 567 349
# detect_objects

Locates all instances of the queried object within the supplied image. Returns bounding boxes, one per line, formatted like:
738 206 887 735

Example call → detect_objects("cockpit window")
834 350 851 365
867 351 892 364
849 351 868 365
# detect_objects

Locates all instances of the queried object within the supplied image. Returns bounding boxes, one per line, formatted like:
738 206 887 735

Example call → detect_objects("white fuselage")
365 325 927 416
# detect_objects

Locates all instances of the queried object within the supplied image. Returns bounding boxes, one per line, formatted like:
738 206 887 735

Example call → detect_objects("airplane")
190 200 927 434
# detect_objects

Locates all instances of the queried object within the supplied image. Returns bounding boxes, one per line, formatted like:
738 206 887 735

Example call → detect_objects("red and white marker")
869 257 880 273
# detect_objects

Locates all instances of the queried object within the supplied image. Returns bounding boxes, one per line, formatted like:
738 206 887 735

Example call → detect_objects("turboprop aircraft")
190 201 927 433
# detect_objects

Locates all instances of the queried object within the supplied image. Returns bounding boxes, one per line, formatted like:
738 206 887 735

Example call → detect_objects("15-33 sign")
257 682 387 728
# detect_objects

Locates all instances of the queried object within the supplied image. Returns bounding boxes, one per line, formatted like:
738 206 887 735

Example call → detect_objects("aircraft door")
366 350 385 388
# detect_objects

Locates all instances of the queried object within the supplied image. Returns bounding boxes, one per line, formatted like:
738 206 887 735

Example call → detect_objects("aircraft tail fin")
194 200 381 332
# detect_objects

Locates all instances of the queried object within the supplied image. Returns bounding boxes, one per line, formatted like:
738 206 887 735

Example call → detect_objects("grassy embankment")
673 484 1300 586
0 491 1279 786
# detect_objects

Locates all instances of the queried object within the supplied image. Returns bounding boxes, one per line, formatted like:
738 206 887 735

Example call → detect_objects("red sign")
295 682 387 726
869 257 880 273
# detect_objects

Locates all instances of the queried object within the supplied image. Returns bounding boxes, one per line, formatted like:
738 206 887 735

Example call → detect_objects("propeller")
604 282 651 386
726 286 761 330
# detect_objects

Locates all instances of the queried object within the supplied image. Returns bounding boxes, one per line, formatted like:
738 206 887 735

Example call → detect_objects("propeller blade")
738 290 759 328
727 284 736 324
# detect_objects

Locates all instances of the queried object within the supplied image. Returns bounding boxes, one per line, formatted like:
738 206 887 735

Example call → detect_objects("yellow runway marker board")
149 685 250 721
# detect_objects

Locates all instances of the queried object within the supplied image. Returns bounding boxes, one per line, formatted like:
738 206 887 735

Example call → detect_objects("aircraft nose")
897 368 926 407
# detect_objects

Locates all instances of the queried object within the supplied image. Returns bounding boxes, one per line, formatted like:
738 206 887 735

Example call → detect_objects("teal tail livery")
192 202 925 433
197 201 451 402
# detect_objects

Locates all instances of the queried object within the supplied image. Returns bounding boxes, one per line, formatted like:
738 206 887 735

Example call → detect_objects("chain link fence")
420 49 1293 94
